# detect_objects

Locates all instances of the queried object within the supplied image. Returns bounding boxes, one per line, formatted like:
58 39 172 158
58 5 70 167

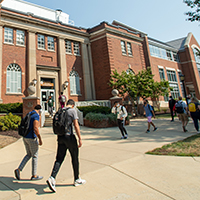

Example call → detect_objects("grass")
155 113 171 118
146 134 200 157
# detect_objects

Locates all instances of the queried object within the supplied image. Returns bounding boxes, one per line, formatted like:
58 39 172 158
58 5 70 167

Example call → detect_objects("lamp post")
179 73 188 105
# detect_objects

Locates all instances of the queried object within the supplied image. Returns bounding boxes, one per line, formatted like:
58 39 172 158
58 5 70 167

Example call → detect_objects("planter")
84 119 129 128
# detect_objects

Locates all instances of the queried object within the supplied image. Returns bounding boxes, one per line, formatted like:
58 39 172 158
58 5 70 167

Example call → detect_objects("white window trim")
158 65 164 69
166 67 176 71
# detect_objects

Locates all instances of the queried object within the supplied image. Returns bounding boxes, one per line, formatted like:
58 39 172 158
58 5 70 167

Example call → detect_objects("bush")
0 103 23 113
85 112 108 122
77 106 111 117
0 113 21 131
107 113 117 123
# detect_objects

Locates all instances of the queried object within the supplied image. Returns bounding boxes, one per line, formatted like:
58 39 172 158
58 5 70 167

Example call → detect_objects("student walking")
169 96 176 122
47 96 54 118
143 99 157 133
58 92 66 108
175 96 189 132
189 97 200 133
14 105 43 180
47 99 86 193
111 101 128 139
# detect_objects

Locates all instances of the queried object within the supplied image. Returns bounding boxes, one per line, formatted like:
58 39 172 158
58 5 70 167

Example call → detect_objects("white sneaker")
197 131 200 134
121 136 124 139
46 176 56 192
74 178 86 187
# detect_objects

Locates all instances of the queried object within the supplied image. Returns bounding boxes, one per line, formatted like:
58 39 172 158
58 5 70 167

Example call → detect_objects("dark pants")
51 134 79 180
190 112 200 131
170 108 174 121
117 119 127 137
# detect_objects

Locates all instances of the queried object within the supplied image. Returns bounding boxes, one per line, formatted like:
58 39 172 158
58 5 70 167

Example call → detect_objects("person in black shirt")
168 96 176 122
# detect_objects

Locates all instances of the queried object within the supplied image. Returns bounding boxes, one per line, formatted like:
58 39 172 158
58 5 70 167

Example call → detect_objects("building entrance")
40 78 56 113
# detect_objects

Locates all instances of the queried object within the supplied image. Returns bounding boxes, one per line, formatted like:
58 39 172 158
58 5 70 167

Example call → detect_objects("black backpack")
18 112 36 137
175 101 184 114
53 107 71 136
148 104 154 115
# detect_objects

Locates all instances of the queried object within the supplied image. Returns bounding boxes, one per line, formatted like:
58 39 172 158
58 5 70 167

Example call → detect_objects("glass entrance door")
41 89 55 112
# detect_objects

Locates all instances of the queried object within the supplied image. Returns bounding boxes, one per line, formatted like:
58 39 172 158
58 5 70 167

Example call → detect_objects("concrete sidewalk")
0 118 200 200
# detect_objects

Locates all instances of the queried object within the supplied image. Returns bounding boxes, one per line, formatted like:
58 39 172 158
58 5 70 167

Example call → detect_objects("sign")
41 82 54 87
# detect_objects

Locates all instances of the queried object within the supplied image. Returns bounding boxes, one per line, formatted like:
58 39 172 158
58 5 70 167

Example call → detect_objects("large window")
47 36 54 51
121 41 126 55
69 71 81 95
73 42 80 55
16 30 25 45
149 44 179 62
65 40 72 54
167 70 179 99
4 27 13 44
6 64 21 93
193 48 200 77
38 34 45 49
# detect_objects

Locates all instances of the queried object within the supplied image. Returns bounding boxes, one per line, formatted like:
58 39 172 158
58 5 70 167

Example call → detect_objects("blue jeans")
191 112 200 131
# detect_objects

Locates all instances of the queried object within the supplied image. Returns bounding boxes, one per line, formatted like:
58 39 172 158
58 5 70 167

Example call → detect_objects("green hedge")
77 106 111 117
0 103 23 113
0 113 21 131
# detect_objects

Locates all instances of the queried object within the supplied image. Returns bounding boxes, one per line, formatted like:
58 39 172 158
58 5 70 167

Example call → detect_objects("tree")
109 67 171 116
184 0 200 22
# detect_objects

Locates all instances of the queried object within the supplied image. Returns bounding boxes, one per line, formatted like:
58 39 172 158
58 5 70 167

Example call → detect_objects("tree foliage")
184 0 200 22
109 68 171 115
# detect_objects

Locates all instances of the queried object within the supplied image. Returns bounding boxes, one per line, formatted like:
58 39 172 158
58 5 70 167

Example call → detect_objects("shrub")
0 113 21 131
107 113 117 123
85 112 109 122
0 103 23 113
77 106 111 117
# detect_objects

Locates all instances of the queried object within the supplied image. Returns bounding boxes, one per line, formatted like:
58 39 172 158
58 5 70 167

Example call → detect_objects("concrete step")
44 116 53 127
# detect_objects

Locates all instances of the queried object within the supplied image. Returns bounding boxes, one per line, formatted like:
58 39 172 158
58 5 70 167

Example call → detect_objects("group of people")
169 95 200 133
14 93 200 193
14 98 86 193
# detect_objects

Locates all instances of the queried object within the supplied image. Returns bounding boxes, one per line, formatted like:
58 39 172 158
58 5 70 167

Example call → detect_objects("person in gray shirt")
47 99 86 192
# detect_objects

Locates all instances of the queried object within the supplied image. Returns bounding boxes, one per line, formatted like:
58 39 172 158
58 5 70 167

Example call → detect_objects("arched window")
69 71 81 95
193 48 200 76
7 63 21 93
126 68 135 75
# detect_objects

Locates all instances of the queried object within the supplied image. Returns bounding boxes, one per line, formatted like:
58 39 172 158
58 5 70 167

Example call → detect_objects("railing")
75 100 111 108
41 102 45 127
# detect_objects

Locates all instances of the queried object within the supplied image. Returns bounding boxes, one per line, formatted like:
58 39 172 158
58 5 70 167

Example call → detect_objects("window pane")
73 42 80 55
65 40 72 53
121 41 126 55
4 27 13 43
127 42 132 56
38 34 45 49
47 36 54 50
16 30 25 45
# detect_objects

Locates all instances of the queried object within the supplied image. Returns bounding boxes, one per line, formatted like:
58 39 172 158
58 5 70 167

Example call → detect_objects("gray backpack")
60 95 66 103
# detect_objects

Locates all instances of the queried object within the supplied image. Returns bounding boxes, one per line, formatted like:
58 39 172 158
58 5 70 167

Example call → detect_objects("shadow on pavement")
0 176 74 195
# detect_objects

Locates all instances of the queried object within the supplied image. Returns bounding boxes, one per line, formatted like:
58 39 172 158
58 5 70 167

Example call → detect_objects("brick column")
0 25 3 103
22 96 41 126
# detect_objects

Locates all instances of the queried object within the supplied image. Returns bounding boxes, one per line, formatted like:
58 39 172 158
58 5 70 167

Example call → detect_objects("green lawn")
146 134 200 157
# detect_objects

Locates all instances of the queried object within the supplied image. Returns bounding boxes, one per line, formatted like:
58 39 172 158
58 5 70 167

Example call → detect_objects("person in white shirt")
111 101 128 139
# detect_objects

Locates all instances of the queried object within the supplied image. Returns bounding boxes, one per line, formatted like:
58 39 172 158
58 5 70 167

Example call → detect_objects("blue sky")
27 0 200 43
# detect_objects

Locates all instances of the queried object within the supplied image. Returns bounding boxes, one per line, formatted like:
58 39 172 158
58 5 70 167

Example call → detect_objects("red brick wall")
66 47 85 102
36 35 58 67
2 28 27 103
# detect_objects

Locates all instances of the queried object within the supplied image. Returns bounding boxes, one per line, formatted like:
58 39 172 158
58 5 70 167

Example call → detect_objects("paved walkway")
0 118 200 200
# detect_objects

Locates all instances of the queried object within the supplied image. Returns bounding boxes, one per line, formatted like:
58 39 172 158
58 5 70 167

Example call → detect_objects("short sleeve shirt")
48 99 54 107
25 110 39 139
65 107 79 134
144 104 153 117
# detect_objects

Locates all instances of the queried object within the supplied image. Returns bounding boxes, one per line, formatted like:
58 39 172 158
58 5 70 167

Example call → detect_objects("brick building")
0 0 199 112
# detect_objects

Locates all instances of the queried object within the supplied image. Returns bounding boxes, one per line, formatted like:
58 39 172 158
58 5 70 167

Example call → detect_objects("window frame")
65 40 72 54
37 34 45 49
6 63 22 94
121 40 126 55
16 29 25 46
47 36 55 51
69 70 81 95
73 41 80 55
4 27 13 44
127 42 132 56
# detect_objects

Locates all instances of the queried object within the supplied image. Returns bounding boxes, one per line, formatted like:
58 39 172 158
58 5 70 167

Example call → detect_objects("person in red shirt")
58 92 66 108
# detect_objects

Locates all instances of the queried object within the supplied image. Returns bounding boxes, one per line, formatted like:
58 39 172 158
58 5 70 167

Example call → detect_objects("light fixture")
32 78 37 86
179 73 185 82
63 81 69 89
